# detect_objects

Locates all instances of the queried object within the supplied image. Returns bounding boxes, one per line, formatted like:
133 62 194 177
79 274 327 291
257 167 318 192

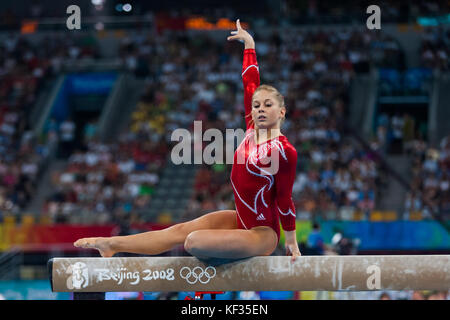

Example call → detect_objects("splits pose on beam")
74 20 301 261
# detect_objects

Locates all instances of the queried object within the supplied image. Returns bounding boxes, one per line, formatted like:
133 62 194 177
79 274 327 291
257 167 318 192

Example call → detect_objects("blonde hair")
247 84 286 127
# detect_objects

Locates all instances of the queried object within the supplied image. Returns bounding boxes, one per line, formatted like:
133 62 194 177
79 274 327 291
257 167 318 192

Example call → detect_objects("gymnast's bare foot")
73 237 116 257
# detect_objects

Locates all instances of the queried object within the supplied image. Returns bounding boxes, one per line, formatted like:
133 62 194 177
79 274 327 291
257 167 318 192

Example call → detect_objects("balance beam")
48 255 450 293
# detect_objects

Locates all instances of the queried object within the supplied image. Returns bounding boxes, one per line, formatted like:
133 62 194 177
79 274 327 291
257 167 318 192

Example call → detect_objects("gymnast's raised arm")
227 19 260 131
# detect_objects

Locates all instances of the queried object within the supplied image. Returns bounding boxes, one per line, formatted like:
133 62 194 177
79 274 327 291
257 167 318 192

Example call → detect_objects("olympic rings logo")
179 266 216 284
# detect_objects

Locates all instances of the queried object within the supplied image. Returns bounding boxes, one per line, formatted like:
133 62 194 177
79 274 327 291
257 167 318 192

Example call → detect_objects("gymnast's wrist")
284 230 297 242
244 40 255 50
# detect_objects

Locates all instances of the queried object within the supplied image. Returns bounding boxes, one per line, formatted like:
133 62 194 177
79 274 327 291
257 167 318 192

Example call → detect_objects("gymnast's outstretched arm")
227 19 259 131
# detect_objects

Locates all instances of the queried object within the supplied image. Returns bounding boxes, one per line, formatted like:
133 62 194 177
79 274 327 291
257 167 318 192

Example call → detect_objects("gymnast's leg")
73 210 237 257
183 226 278 259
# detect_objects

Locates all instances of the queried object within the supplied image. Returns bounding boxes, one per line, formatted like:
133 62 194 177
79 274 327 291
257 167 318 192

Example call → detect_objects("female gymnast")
74 19 301 261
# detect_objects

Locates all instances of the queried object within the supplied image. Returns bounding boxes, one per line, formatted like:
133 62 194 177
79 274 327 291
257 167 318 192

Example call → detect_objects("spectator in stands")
331 231 357 255
0 34 54 214
405 133 450 220
420 27 449 71
43 117 59 144
83 120 98 144
306 222 325 255
58 117 76 158
357 189 375 219
389 112 404 153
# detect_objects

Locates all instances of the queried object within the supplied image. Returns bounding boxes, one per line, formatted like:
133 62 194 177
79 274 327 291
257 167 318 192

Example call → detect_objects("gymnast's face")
251 90 286 130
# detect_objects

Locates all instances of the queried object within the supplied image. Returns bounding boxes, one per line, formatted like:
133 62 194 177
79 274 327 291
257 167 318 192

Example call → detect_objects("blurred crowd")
375 112 427 155
284 0 449 25
373 111 450 220
0 35 51 216
0 17 448 225
43 135 168 224
1 24 416 223
420 27 450 71
2 0 447 27
404 134 450 220
0 32 102 218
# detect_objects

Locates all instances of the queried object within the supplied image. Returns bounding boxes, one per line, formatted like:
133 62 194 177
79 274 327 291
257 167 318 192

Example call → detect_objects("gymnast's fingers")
291 249 301 262
227 31 239 41
236 19 242 30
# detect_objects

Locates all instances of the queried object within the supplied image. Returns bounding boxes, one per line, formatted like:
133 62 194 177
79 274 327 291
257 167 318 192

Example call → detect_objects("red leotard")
230 48 297 242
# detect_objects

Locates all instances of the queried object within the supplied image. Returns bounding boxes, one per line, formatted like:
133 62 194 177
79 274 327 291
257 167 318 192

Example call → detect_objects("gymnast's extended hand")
227 19 255 50
284 230 302 262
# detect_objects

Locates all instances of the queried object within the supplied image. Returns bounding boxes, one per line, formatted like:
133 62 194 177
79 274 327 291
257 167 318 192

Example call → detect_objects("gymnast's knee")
165 222 192 245
183 231 202 255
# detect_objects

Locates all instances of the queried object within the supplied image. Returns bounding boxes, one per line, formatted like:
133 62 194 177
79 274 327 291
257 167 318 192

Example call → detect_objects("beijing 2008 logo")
66 262 89 289
180 266 216 284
